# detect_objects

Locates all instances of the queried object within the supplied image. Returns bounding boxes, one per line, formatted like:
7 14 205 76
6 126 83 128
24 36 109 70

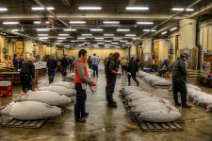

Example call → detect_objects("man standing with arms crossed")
74 49 96 123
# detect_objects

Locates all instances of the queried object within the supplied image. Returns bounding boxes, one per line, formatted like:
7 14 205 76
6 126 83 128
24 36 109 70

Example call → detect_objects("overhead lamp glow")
143 29 156 32
36 28 50 32
90 28 103 32
117 29 130 32
38 37 48 40
78 37 85 40
185 8 194 12
46 7 54 10
104 40 112 43
81 34 92 36
3 21 19 25
11 29 19 32
69 21 86 24
112 42 119 45
125 34 136 37
95 37 104 40
136 21 154 25
63 29 77 32
120 40 128 43
58 34 69 36
34 21 49 24
126 6 149 11
0 8 8 12
103 21 120 24
57 37 66 40
78 6 102 10
104 34 114 36
31 7 45 11
38 34 49 36
172 8 184 11
170 27 178 31
161 31 168 35
97 42 104 45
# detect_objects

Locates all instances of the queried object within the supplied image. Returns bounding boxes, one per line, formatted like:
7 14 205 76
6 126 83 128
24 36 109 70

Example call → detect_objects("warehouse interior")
0 0 212 141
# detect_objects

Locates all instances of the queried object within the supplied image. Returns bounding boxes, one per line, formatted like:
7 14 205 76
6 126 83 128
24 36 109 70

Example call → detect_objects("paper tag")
81 83 87 90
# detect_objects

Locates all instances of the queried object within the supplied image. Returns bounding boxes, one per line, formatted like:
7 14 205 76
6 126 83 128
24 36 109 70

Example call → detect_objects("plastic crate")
0 81 13 96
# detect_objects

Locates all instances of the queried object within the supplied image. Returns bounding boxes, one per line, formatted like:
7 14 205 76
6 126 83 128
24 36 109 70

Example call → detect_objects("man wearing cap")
61 54 69 80
105 52 121 107
20 57 36 92
172 52 192 108
74 49 96 123
47 54 57 84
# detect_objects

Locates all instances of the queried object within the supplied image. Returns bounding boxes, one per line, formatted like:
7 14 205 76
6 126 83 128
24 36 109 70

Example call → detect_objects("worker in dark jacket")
47 54 57 84
12 54 19 71
74 49 96 123
61 54 69 79
20 58 35 92
127 57 139 86
172 52 191 108
105 52 121 107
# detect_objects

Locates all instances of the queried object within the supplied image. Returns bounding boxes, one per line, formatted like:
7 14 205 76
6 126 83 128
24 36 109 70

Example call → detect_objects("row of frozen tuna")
1 81 76 120
186 84 212 112
120 86 181 122
138 71 171 87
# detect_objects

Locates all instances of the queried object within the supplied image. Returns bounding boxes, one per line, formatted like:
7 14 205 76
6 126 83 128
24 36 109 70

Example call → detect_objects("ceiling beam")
128 0 137 6
0 14 183 21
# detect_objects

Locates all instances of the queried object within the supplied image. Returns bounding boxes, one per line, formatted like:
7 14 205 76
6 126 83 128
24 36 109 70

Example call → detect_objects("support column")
142 38 153 67
179 19 197 69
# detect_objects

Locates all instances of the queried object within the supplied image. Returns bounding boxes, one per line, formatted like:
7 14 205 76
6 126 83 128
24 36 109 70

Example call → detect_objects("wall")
200 20 212 52
68 48 125 60
130 44 137 57
0 36 5 61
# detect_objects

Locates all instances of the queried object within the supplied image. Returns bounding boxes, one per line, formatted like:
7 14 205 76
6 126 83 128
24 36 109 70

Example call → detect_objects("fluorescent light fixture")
3 21 19 25
63 29 77 32
78 37 85 40
172 8 184 11
36 28 50 32
103 21 120 24
104 34 114 36
34 21 49 24
95 37 104 40
55 42 62 45
97 42 104 44
170 27 178 31
143 29 156 32
90 28 103 32
69 21 86 24
104 40 112 43
136 21 154 25
78 6 102 10
38 34 49 36
31 7 45 11
125 34 136 37
112 42 119 45
46 7 54 10
11 29 19 32
117 29 130 32
185 8 194 12
57 37 66 40
120 40 128 43
38 37 48 40
64 45 70 48
161 31 168 35
126 6 149 11
81 34 92 36
56 40 64 42
58 34 69 36
0 8 8 12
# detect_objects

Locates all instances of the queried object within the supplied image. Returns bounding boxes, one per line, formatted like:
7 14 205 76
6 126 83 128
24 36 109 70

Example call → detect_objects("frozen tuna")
187 84 201 91
193 93 212 105
1 101 62 120
51 81 74 89
18 90 72 106
137 109 181 122
38 85 76 97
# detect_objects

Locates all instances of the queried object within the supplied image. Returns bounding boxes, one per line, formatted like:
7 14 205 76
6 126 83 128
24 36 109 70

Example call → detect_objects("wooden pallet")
136 117 183 132
1 118 48 128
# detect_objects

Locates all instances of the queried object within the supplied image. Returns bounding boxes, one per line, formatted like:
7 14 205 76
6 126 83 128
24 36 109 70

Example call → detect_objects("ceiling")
0 0 211 48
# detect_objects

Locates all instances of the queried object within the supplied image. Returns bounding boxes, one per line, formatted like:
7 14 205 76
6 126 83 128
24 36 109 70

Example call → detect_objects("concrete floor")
0 67 212 141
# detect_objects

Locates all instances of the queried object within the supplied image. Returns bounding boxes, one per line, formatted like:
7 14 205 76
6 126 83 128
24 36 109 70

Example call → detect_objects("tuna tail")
193 100 198 105
20 91 25 96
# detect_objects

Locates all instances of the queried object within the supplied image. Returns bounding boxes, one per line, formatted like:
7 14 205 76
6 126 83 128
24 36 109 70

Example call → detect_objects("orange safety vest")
74 61 89 83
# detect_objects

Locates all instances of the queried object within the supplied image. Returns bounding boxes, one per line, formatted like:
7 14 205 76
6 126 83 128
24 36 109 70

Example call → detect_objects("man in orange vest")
74 49 96 123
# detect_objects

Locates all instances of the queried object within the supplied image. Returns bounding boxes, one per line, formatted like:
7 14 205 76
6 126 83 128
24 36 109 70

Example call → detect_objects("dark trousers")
92 64 98 77
106 77 116 103
48 69 55 84
74 83 87 120
20 73 32 93
128 72 139 86
61 66 67 77
172 81 187 106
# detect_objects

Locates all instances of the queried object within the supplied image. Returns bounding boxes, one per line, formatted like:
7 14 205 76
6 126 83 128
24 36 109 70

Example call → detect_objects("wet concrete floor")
0 67 212 141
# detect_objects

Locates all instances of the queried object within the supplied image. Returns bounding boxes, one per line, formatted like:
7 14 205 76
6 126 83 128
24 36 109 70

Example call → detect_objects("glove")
128 72 131 76
89 82 96 86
